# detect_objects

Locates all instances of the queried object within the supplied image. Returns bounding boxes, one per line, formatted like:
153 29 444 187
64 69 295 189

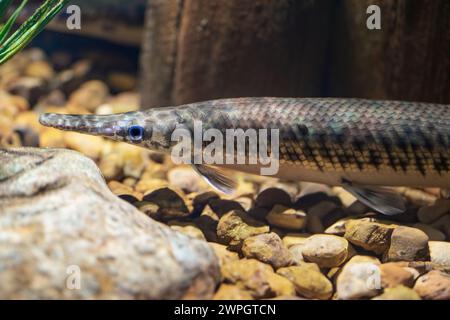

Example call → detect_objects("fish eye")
128 125 144 142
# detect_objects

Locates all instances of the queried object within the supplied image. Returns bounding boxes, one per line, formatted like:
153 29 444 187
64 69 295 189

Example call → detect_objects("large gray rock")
0 148 220 299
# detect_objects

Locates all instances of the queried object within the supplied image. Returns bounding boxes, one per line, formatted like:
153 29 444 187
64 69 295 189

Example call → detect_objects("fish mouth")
39 113 126 136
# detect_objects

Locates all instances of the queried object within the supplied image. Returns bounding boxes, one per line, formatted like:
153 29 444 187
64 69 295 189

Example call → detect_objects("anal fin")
342 181 406 216
193 164 237 194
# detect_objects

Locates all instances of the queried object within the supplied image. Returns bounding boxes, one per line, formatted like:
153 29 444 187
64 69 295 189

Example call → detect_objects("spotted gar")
39 97 450 215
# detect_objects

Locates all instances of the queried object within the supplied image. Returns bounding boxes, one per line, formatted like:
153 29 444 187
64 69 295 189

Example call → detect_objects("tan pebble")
265 205 307 230
277 264 333 300
24 60 54 80
213 284 253 300
380 263 415 288
39 129 65 148
344 220 395 254
122 178 137 188
336 256 381 300
221 259 278 299
68 80 109 112
302 234 349 268
384 226 429 262
63 132 103 159
413 270 450 300
428 241 450 268
217 210 269 248
241 232 294 269
108 181 133 194
372 285 421 300
417 199 450 224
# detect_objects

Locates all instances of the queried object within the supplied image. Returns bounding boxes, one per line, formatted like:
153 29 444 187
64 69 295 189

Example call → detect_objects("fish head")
39 109 182 152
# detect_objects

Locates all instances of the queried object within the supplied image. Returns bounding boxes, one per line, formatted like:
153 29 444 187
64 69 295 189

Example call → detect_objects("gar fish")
39 97 450 215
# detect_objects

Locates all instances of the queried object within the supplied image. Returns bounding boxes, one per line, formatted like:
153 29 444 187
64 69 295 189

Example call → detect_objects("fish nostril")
128 125 144 141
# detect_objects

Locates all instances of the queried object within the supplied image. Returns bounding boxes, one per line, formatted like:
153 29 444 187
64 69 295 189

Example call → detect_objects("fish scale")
39 97 450 215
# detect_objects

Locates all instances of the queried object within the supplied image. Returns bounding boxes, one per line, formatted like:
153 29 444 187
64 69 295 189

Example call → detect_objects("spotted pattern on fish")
39 97 450 187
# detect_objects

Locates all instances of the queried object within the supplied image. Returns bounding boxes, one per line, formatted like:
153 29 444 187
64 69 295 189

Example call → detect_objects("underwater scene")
0 0 449 304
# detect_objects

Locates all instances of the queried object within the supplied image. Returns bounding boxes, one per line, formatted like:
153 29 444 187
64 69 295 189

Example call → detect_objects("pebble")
209 198 245 216
344 220 395 254
380 263 415 288
417 199 450 224
63 132 104 159
221 259 295 298
277 263 333 300
213 284 253 300
68 80 109 112
24 60 54 80
302 234 349 268
170 224 206 241
372 285 421 300
255 187 293 209
241 233 294 269
336 256 381 300
135 179 169 194
413 270 450 300
428 241 450 268
217 210 270 248
142 187 191 220
265 205 307 230
384 226 429 262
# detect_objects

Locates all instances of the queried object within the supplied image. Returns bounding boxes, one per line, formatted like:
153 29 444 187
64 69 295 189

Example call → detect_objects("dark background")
30 0 450 108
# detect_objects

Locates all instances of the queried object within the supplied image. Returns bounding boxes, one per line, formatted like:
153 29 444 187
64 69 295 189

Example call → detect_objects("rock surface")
241 233 294 269
277 264 333 300
0 148 220 299
413 270 450 300
344 220 395 254
385 226 429 262
302 234 349 268
336 256 382 300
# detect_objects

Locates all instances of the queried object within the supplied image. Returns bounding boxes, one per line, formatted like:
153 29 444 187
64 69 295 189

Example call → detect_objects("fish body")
40 97 450 214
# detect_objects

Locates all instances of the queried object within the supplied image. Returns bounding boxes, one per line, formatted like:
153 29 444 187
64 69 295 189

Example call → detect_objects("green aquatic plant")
0 0 69 64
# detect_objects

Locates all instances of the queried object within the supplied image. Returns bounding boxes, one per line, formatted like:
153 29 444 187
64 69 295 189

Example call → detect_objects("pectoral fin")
193 164 237 194
342 181 406 216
